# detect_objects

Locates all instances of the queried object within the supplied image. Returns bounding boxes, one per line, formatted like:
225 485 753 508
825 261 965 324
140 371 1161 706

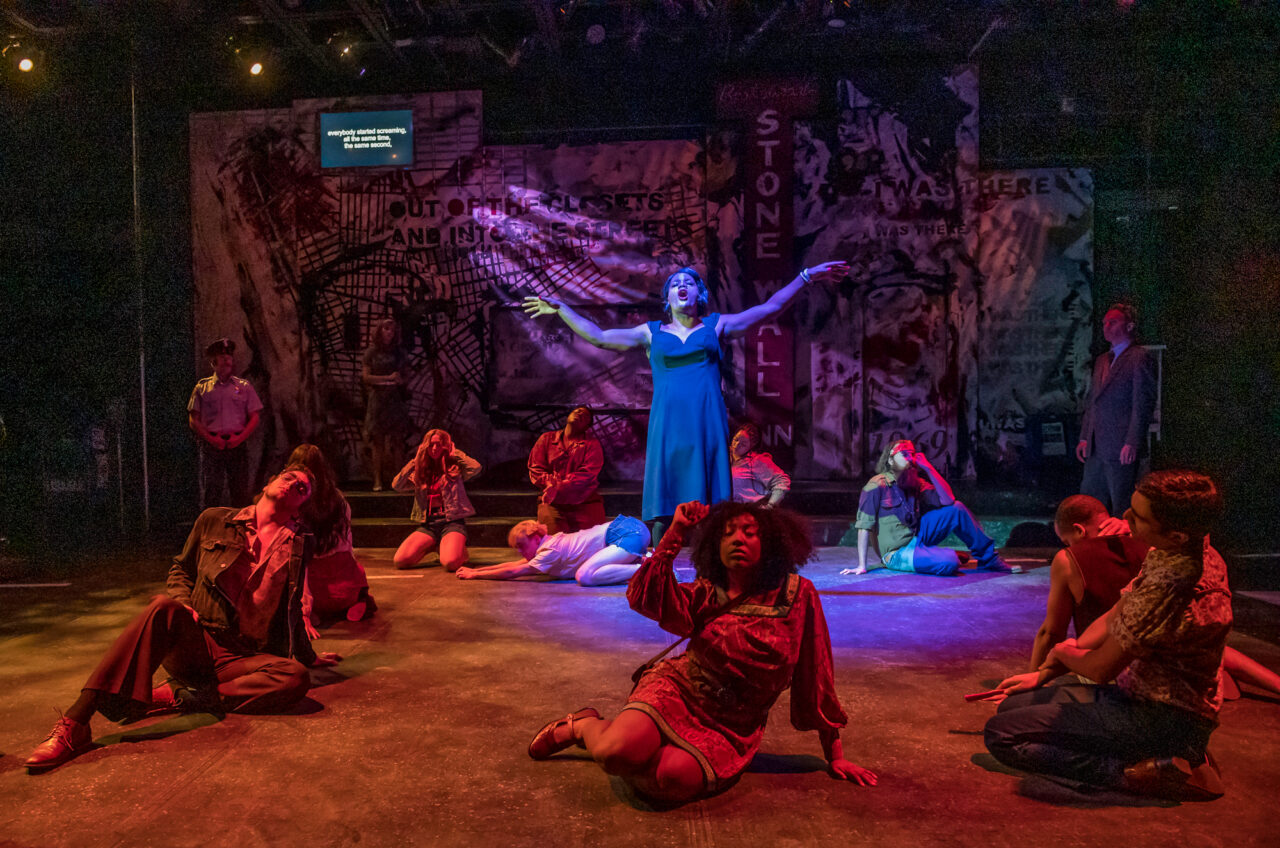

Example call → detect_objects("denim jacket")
392 449 482 521
166 507 316 666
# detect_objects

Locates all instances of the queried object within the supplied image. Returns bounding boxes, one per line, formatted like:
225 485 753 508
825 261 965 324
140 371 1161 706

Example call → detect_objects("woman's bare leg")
574 709 662 775
438 531 469 572
627 744 706 802
394 532 438 569
537 708 707 804
1224 646 1280 696
576 710 705 801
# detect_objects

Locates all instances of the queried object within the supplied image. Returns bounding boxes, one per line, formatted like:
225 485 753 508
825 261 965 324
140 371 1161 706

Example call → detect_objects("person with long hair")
363 317 413 491
287 444 374 631
523 262 848 533
848 439 1013 576
391 429 481 571
527 500 877 804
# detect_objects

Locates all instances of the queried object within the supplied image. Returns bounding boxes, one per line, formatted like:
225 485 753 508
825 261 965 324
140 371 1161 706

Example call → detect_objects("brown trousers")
84 595 310 721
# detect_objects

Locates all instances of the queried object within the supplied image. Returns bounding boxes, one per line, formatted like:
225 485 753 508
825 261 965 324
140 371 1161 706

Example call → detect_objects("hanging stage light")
3 38 40 73
224 32 268 79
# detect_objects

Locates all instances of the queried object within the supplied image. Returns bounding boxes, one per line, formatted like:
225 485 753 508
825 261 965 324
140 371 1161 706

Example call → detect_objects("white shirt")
189 375 263 435
526 522 612 579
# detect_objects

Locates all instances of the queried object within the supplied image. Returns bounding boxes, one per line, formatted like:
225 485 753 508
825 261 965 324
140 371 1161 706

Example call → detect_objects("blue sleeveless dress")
642 313 732 520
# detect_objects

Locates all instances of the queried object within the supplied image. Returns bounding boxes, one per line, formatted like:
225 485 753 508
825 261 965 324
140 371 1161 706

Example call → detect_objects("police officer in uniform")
188 338 263 508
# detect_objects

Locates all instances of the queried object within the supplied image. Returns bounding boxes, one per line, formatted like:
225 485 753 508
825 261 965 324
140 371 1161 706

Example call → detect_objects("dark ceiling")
2 1 1277 177
8 1 1260 102
3 1 1018 91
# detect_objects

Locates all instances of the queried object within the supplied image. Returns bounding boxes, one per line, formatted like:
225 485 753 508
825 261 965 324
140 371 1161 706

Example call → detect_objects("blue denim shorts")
605 515 650 557
414 515 467 542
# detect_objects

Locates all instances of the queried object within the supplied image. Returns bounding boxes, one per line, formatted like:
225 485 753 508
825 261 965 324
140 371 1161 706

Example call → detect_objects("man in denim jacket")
25 465 341 772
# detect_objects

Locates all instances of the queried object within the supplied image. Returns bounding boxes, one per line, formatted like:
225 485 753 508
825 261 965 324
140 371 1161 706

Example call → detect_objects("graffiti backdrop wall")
972 169 1095 480
192 95 706 482
190 75 1091 487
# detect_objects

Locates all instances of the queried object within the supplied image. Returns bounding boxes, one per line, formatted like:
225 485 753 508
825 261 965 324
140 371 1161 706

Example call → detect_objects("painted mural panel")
191 93 487 480
474 140 707 479
787 65 981 479
191 98 707 481
189 106 319 481
972 169 1094 480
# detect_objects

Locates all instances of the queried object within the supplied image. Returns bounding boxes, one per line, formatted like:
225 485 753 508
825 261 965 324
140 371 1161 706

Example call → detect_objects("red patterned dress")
623 533 848 791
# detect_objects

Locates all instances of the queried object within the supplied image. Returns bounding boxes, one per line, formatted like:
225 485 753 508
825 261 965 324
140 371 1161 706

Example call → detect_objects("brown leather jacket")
166 507 316 666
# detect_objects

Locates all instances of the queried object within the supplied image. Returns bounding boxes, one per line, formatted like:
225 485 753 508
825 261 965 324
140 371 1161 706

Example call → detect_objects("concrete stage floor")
2 544 1278 848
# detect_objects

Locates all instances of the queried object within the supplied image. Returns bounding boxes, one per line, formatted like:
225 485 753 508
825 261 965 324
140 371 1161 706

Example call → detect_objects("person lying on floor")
455 515 650 586
1033 493 1280 697
848 440 1014 576
25 464 342 773
981 470 1231 801
526 500 876 804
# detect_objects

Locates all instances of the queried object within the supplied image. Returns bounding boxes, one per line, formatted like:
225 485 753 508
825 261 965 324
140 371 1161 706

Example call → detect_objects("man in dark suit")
1076 304 1157 514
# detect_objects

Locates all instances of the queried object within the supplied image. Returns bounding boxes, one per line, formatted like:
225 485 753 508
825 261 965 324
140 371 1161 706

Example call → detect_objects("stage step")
345 483 865 520
346 482 1056 550
351 514 865 549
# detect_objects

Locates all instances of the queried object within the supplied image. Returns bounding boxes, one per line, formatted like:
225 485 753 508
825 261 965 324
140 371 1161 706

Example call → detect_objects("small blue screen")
320 110 414 168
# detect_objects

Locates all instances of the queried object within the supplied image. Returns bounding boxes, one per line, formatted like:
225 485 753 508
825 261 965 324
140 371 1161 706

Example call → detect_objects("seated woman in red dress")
527 500 877 803
288 444 374 632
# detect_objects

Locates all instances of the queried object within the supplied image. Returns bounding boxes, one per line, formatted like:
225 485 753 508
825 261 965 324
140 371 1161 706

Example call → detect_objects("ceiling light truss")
248 0 344 75
342 0 411 69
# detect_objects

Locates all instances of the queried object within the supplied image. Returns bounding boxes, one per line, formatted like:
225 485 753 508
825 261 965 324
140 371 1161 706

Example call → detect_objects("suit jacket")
1079 344 1157 462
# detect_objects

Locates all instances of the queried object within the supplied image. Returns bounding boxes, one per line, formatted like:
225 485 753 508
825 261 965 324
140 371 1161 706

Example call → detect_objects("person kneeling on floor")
980 470 1231 801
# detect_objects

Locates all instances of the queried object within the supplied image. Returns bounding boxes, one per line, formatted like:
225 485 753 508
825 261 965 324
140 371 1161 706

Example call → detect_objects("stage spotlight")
4 39 40 73
249 61 263 76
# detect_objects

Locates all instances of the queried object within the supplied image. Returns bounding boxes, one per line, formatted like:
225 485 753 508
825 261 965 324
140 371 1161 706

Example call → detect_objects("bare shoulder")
1052 548 1085 598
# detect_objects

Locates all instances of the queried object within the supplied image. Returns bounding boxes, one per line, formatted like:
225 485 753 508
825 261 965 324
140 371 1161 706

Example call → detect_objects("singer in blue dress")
524 262 849 523
642 311 731 518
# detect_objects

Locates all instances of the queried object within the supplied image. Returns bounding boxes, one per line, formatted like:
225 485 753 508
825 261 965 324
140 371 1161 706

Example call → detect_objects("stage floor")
2 545 1278 848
